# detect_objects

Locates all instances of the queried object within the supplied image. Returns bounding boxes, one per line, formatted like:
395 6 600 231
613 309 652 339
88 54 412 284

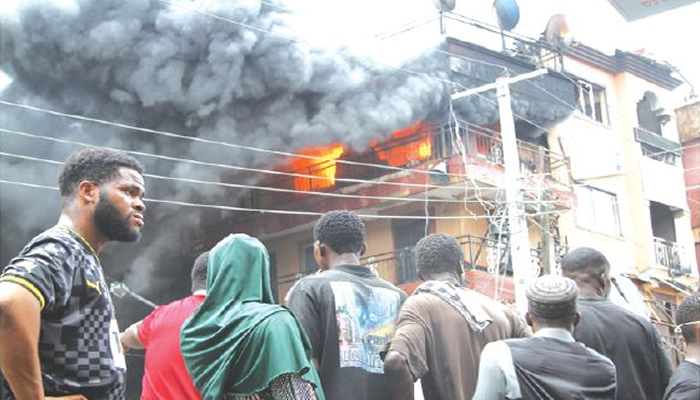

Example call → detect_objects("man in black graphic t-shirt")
287 211 406 400
0 148 147 399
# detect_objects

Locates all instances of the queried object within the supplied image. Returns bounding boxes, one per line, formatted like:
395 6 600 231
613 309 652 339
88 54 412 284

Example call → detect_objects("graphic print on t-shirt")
330 281 402 373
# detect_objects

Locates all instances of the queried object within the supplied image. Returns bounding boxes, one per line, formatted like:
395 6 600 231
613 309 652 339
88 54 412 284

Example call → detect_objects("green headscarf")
180 234 324 400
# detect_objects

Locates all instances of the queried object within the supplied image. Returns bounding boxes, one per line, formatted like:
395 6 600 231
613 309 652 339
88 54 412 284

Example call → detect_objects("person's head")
675 294 700 346
525 275 580 332
206 234 274 304
414 233 464 281
560 247 611 298
191 251 210 293
58 147 146 242
313 210 366 269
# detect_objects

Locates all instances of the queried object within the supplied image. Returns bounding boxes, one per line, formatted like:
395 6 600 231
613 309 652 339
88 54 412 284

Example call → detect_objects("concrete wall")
676 100 700 274
552 55 697 278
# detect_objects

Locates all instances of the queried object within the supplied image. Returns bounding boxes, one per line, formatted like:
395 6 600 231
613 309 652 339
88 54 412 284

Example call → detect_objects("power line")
0 107 576 199
0 150 564 205
0 127 507 194
0 99 476 180
0 178 570 221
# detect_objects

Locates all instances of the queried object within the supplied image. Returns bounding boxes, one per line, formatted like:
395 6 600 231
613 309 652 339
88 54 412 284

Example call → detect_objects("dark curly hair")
58 147 144 201
313 210 365 255
414 233 464 278
191 251 210 292
676 294 700 343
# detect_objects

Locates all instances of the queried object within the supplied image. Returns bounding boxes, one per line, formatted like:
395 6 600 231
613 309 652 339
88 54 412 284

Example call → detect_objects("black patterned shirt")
0 225 126 399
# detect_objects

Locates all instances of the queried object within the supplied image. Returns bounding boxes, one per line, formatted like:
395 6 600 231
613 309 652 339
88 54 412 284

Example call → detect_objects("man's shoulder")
579 299 654 331
164 294 203 310
20 227 79 256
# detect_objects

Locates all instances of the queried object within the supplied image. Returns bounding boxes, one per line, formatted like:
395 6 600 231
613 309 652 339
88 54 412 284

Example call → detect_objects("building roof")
566 43 683 90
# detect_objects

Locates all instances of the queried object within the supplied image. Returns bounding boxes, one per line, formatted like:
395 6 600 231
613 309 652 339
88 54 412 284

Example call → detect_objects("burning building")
1 1 698 396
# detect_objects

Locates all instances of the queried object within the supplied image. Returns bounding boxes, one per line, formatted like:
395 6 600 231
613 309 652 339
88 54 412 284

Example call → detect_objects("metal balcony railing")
253 121 570 208
276 234 572 299
653 237 691 277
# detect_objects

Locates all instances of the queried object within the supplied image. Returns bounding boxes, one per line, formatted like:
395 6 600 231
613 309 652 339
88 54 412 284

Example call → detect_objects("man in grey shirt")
473 275 616 399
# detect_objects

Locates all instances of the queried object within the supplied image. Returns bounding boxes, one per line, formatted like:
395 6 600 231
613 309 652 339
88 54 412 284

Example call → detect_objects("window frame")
575 184 622 236
576 79 610 125
299 242 317 274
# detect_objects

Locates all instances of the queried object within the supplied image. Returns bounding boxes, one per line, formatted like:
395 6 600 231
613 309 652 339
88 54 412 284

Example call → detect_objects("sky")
1 0 698 101
292 0 700 105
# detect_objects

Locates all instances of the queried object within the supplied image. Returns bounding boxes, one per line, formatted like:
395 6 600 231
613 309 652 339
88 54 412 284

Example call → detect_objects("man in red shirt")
120 251 209 399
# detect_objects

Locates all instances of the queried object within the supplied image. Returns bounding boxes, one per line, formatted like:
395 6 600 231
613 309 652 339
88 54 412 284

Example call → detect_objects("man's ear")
314 241 324 257
360 242 367 256
600 272 611 297
77 181 99 205
525 312 533 328
573 312 581 328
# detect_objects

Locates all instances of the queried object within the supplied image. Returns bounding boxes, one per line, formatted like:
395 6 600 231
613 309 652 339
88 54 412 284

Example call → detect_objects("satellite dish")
432 0 456 12
544 14 573 48
493 0 520 31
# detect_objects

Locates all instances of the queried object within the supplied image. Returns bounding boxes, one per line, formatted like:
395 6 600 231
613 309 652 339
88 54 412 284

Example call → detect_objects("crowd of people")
0 147 698 400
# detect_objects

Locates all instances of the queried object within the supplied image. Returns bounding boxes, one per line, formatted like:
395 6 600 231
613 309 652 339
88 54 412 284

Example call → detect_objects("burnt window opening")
576 80 608 124
650 201 677 243
636 91 670 136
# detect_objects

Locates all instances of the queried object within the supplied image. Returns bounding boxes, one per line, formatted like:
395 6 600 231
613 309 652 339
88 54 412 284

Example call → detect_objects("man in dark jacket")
562 247 672 400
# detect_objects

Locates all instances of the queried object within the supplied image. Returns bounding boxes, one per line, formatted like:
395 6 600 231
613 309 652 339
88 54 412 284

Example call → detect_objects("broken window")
576 80 609 124
575 185 621 236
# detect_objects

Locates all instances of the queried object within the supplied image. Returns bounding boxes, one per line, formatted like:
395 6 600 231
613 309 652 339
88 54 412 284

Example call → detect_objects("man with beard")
0 148 146 400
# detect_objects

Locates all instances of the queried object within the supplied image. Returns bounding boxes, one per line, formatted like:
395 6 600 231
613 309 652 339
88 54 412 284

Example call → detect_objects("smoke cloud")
0 0 446 297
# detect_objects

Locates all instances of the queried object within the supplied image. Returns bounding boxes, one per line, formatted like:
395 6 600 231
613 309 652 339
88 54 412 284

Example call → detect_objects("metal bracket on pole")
450 68 548 101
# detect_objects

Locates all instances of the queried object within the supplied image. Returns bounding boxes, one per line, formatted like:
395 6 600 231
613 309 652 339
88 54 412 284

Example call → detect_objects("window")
300 242 317 274
577 80 608 124
576 185 621 236
391 217 430 283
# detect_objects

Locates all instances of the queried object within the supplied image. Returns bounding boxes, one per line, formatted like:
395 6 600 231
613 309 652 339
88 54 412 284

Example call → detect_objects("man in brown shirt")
384 233 530 400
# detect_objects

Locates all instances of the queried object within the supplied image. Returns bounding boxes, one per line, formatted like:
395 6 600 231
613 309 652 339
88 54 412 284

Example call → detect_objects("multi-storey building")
213 18 697 343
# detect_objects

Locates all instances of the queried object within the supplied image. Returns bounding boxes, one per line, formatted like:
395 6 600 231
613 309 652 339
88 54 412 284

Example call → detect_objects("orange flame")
290 144 344 192
372 121 433 167
287 121 432 192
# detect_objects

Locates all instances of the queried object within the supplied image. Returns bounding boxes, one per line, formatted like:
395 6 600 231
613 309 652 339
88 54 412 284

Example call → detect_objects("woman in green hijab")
181 234 325 400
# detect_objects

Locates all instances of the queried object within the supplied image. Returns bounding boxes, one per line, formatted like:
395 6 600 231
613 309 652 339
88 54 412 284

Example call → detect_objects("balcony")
253 121 570 210
635 127 680 166
654 237 691 277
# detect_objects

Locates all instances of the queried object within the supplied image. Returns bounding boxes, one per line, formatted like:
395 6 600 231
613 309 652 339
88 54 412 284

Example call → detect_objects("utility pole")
538 189 556 275
452 68 548 315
